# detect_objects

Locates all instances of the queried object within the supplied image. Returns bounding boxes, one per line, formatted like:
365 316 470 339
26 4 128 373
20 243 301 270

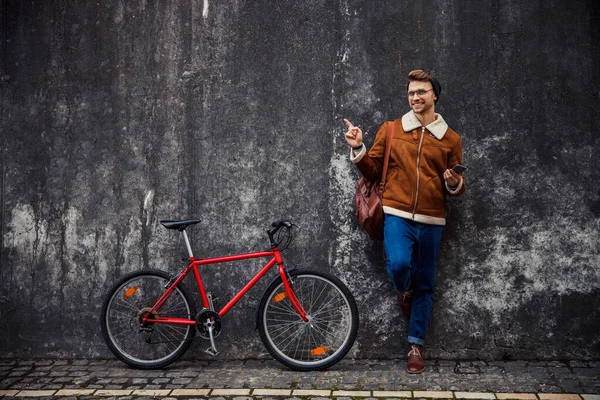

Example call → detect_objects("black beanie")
430 77 442 104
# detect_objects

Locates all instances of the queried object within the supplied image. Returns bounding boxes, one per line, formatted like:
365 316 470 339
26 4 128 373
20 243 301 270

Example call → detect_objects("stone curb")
0 389 594 398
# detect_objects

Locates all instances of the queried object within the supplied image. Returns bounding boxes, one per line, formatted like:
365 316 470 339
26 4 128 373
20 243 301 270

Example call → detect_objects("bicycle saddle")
160 219 200 231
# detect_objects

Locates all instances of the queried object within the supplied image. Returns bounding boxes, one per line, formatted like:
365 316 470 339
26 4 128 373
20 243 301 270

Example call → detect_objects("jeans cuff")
408 336 424 346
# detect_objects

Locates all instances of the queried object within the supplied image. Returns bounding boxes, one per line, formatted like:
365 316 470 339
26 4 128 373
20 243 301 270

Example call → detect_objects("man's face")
407 80 436 115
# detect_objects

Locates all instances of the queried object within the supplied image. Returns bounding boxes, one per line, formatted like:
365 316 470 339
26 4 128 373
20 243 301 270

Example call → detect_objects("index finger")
343 119 354 128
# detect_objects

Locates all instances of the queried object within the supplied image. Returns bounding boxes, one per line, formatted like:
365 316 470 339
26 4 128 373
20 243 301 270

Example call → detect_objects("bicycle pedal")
205 347 218 357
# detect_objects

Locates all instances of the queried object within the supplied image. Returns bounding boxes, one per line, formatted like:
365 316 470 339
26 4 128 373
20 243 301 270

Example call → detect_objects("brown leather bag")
354 121 394 240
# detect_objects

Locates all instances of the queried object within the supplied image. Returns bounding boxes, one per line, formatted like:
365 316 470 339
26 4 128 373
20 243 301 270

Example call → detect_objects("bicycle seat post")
181 229 194 259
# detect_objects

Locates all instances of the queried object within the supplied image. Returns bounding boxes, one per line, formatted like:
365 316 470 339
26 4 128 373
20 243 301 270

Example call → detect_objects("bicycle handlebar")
268 220 293 237
268 220 294 249
271 220 292 229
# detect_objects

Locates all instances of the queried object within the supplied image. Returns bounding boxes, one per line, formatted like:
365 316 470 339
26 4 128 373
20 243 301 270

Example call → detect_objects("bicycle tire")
100 269 196 369
257 269 359 371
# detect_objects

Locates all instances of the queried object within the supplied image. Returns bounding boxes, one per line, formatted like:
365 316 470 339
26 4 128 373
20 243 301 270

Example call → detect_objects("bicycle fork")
279 266 308 322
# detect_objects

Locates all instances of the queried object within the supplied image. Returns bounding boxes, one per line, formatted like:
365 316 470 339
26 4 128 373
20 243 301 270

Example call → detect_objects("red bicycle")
101 219 358 370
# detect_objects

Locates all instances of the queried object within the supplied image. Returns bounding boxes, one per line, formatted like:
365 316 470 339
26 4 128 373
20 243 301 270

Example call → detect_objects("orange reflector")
272 293 287 302
124 286 138 298
311 347 328 356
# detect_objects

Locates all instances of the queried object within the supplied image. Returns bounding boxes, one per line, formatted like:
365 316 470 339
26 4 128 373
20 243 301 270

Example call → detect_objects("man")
344 69 465 373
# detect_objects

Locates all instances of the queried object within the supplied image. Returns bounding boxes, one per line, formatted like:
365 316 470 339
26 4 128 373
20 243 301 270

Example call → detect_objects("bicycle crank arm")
205 324 218 356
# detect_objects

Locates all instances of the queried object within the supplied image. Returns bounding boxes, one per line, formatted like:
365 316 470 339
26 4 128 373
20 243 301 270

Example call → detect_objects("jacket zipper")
412 127 425 218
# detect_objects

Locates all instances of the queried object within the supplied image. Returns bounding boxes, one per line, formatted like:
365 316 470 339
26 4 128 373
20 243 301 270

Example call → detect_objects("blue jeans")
383 214 443 346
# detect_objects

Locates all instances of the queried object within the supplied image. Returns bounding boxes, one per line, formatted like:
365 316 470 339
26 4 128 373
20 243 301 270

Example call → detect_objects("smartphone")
452 164 468 174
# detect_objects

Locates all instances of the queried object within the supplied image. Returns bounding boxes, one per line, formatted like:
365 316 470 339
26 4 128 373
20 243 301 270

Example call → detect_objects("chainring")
195 309 222 339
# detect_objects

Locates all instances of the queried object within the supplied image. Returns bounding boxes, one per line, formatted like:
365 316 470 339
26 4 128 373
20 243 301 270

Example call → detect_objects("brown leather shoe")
406 344 425 374
397 290 413 319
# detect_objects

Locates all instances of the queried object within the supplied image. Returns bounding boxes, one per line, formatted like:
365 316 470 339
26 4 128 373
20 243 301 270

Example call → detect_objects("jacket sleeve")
445 137 466 197
351 122 389 182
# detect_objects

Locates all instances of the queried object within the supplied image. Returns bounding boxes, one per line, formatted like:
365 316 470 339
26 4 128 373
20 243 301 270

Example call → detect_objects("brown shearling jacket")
351 111 466 226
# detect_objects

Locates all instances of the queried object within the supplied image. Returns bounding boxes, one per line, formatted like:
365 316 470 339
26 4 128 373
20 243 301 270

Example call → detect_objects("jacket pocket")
384 166 413 207
419 176 445 213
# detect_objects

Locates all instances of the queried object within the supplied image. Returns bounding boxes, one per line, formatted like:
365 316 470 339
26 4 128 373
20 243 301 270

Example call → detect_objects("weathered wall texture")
1 1 599 361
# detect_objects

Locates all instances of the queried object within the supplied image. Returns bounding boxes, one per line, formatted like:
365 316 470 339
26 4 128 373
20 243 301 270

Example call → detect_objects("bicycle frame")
142 230 308 326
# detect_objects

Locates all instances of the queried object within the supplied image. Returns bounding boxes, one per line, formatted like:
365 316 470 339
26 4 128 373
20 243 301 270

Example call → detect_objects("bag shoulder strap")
379 121 394 194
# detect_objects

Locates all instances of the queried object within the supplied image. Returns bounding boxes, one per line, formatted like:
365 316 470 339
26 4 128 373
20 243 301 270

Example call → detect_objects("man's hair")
407 69 441 103
408 69 433 83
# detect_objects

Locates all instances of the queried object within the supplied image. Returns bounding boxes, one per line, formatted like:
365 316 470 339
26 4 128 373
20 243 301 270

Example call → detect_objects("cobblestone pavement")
0 358 599 399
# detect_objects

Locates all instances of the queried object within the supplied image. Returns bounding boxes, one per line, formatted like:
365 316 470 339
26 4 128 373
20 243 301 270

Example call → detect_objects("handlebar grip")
271 220 292 228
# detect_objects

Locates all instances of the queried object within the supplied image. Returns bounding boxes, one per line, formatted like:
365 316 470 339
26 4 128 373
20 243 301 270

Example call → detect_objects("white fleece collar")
401 110 448 140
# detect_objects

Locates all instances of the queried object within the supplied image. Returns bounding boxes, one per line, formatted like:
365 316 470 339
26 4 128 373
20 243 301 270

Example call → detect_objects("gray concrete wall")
1 1 599 361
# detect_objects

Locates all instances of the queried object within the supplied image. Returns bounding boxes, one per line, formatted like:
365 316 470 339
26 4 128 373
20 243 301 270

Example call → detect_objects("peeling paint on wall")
203 0 209 19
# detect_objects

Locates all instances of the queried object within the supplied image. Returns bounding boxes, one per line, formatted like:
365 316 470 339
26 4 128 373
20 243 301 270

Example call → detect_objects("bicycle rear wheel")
101 269 196 369
257 269 358 371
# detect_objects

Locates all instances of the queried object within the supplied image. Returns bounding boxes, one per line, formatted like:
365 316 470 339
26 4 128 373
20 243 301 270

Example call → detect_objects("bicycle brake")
284 265 297 282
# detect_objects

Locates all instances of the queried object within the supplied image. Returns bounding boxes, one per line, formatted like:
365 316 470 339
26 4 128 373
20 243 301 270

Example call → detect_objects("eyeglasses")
407 89 433 97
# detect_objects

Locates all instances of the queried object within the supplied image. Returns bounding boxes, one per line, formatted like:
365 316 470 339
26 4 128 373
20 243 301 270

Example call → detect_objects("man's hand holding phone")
444 164 466 188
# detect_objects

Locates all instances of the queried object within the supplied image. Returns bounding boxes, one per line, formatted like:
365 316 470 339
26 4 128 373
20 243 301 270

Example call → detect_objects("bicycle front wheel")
101 269 196 369
257 269 359 371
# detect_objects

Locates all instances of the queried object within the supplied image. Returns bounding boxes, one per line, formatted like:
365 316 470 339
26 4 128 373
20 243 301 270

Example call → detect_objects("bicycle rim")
259 270 358 370
102 271 195 368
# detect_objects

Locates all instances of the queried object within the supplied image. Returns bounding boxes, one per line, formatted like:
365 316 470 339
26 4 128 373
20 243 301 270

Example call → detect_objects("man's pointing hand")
344 119 363 148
